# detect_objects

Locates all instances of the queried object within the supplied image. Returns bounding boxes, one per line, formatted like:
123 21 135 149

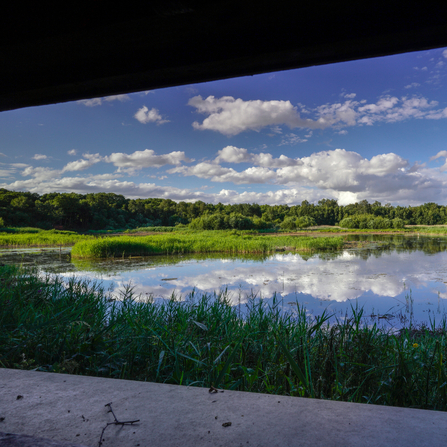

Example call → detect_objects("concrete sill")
0 368 446 447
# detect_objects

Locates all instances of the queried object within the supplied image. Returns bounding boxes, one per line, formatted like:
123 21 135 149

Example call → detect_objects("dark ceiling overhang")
1 1 447 112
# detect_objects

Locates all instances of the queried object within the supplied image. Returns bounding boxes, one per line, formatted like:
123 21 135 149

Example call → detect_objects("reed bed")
0 230 91 246
1 265 447 411
405 226 447 234
311 226 447 235
124 226 178 233
71 231 344 258
0 227 44 234
310 227 410 233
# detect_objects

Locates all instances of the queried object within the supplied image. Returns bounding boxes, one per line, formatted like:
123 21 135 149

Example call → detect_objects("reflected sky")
2 236 447 326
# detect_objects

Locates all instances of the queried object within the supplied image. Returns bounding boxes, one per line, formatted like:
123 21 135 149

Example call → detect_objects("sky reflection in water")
2 235 447 327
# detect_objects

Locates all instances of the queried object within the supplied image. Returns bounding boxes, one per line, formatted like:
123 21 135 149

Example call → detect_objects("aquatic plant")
1 265 447 411
0 230 91 246
71 231 344 258
405 226 447 234
0 227 44 234
124 226 179 233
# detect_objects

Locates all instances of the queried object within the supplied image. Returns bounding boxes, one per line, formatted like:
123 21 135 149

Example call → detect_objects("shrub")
339 217 356 228
280 217 297 231
393 218 405 229
340 214 395 229
296 216 316 228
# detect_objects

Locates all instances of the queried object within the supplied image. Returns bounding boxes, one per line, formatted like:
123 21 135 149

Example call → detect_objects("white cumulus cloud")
134 106 170 125
214 146 252 164
188 94 447 136
214 146 301 168
430 151 447 171
62 153 102 172
169 147 447 205
170 163 276 184
188 95 328 135
356 95 441 125
32 154 47 160
21 166 61 181
104 149 190 170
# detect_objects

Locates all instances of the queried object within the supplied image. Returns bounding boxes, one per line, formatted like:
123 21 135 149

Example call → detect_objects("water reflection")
1 235 447 326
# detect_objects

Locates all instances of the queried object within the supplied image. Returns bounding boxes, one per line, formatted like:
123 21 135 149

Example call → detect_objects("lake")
2 234 447 327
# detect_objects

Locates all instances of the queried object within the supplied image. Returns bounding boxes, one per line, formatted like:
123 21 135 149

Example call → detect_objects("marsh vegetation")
70 231 344 258
0 229 92 247
1 264 447 411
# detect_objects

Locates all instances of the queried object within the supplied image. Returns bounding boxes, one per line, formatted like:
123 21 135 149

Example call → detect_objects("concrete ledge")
0 431 90 447
0 368 446 447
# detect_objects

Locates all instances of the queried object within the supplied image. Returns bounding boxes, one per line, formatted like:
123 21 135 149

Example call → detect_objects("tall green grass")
0 227 45 234
311 227 410 233
71 231 344 258
0 230 92 246
124 226 179 233
311 226 447 235
406 226 447 234
1 265 447 410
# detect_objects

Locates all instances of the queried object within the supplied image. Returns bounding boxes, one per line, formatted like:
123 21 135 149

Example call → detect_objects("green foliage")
393 218 405 229
189 212 266 231
339 217 356 229
279 215 317 230
339 214 405 230
126 226 177 233
280 217 297 231
2 265 447 411
71 231 344 258
0 227 43 234
296 215 317 228
0 229 91 246
2 187 447 232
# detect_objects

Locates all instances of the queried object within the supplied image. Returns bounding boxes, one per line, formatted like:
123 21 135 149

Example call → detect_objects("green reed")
1 265 446 411
405 226 447 234
71 231 344 258
0 227 44 234
0 229 91 246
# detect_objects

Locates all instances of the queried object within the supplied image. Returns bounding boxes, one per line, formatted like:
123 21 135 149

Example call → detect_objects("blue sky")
2 47 447 206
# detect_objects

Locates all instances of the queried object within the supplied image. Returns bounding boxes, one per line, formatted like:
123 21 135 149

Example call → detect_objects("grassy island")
1 264 446 411
70 230 344 258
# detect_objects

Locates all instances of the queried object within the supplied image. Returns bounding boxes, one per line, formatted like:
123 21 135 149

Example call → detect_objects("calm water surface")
3 235 447 327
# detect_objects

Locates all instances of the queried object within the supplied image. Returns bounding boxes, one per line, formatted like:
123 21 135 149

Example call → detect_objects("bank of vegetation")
71 231 344 258
0 229 92 247
2 188 447 232
1 223 446 250
1 265 446 411
338 214 405 230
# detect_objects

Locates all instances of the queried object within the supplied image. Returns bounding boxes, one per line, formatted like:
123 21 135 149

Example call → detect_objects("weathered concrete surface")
0 432 89 447
0 368 446 447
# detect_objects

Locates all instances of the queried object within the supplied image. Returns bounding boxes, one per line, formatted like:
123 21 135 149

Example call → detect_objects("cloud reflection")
71 249 447 316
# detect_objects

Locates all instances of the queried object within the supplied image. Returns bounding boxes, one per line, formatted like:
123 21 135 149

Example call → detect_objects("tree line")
1 188 446 231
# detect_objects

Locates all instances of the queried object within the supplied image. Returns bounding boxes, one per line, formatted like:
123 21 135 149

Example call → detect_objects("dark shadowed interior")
2 1 447 112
